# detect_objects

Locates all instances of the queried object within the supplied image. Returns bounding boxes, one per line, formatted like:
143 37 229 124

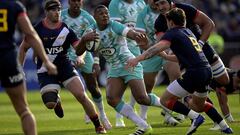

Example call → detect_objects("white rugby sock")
140 105 148 120
116 112 123 119
219 120 229 130
187 110 199 119
129 94 136 108
116 101 148 129
224 113 234 122
93 96 105 118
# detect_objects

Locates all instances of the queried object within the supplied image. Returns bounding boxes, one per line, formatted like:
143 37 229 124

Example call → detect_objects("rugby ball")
85 38 100 52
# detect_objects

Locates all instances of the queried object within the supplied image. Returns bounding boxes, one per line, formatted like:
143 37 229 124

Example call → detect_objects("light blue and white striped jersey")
135 5 159 45
109 0 146 56
87 20 135 69
61 9 96 61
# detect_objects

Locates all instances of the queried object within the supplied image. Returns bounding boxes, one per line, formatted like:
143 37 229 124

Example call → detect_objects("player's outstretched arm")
17 14 57 75
18 40 31 66
126 30 149 50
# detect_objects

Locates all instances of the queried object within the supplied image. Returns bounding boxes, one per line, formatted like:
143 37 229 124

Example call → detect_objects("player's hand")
44 61 58 75
92 63 101 77
82 30 99 42
125 58 139 70
75 56 85 67
136 33 149 50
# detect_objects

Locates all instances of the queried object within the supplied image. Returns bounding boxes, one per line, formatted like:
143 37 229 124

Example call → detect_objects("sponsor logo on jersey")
99 48 116 56
46 46 63 54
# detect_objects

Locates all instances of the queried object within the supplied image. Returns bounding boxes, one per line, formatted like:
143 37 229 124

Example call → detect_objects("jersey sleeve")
68 28 79 46
109 0 122 21
161 30 173 42
135 8 146 32
15 1 27 16
112 21 130 37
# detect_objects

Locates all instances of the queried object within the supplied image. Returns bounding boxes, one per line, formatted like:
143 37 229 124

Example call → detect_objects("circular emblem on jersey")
85 39 100 52
99 48 116 56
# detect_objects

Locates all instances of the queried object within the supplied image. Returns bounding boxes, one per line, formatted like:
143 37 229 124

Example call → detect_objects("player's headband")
44 0 61 11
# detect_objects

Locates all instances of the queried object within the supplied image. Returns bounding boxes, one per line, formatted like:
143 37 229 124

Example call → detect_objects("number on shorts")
0 9 8 32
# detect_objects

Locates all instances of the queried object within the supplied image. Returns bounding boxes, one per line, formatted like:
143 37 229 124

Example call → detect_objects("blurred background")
2 0 239 91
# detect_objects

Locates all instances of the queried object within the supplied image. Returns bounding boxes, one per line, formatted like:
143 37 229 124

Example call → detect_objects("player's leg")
6 83 37 135
141 72 158 120
142 58 180 125
189 92 233 134
37 72 64 118
160 81 204 135
163 60 181 82
209 87 234 131
2 49 37 135
82 72 112 130
161 67 212 135
141 56 162 121
216 88 234 122
202 43 229 85
64 76 106 133
127 43 142 109
60 59 105 133
81 52 112 129
106 77 151 134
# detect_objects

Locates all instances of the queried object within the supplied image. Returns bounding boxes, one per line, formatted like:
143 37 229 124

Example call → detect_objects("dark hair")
165 8 186 26
94 5 108 14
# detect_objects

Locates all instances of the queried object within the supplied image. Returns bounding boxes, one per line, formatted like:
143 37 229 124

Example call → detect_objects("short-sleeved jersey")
135 5 159 45
155 3 202 38
34 21 78 73
88 20 135 69
161 27 209 69
61 8 96 62
61 9 95 38
109 0 146 55
109 0 146 27
0 1 26 51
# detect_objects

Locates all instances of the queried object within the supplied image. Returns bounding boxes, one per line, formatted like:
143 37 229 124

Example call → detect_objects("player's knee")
20 108 33 121
42 92 58 109
215 74 230 86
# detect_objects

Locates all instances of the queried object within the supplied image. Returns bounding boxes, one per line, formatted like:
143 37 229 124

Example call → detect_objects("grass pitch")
0 86 239 135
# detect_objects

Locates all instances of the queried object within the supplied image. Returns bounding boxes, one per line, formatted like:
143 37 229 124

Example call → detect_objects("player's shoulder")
140 5 149 13
175 3 196 10
61 22 72 29
34 20 44 30
1 1 26 13
80 9 94 18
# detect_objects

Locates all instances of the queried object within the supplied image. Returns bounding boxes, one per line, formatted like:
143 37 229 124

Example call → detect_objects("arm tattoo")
144 46 161 60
